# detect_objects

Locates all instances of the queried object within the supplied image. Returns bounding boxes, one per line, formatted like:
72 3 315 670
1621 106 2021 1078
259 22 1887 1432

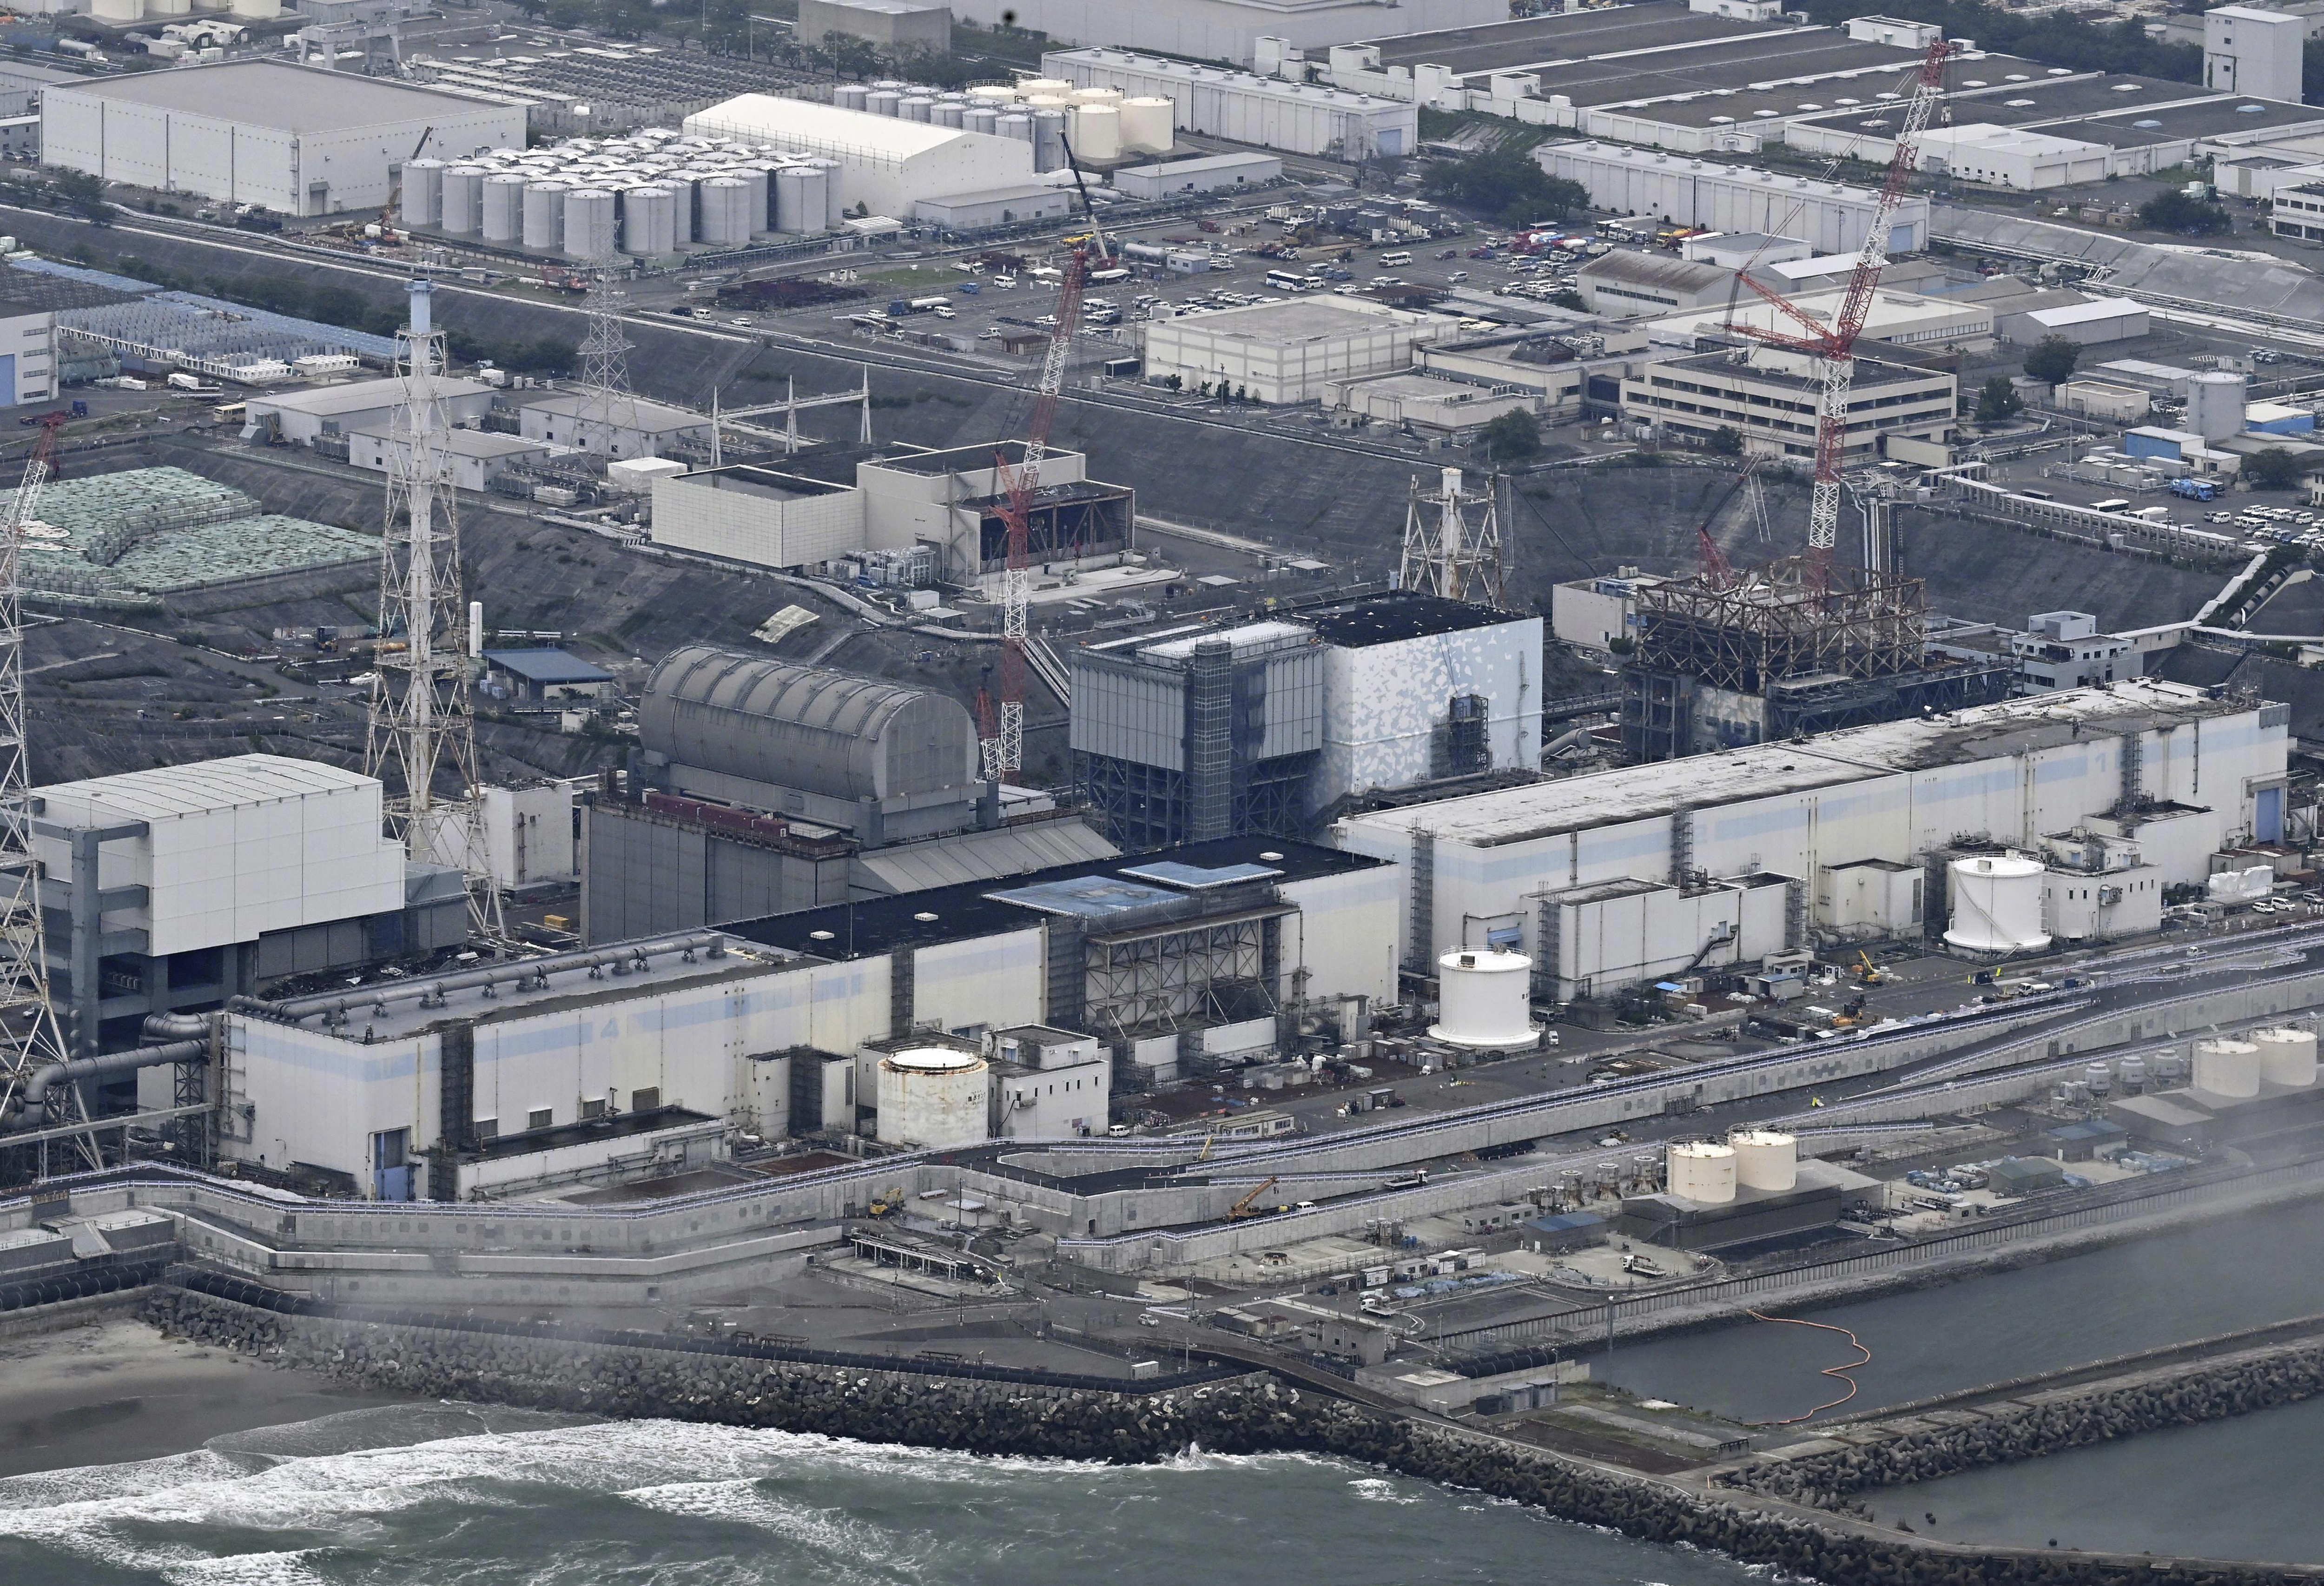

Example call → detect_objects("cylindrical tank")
1017 77 1072 96
401 158 445 227
655 178 695 244
2118 1057 2147 1092
1070 85 1124 106
934 101 964 129
521 180 568 253
1944 853 2051 954
90 0 140 20
726 165 771 233
440 165 486 236
875 1047 989 1150
1071 103 1121 162
2254 1026 2318 1087
774 165 810 233
699 176 752 247
834 83 869 112
802 160 840 228
1032 108 1067 172
2194 1038 2262 1098
1120 97 1175 155
871 78 906 91
622 185 675 255
1668 1142 1737 1205
2083 1062 2113 1098
867 89 901 117
1428 947 1537 1049
480 173 527 244
2152 1049 2188 1087
2186 370 2246 443
965 106 1001 138
997 112 1034 150
899 94 934 122
563 188 618 261
970 84 1019 107
1729 1129 1797 1192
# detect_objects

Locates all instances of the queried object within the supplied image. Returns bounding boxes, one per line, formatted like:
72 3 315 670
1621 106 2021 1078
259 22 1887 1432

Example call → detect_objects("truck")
2169 476 2219 501
908 296 951 312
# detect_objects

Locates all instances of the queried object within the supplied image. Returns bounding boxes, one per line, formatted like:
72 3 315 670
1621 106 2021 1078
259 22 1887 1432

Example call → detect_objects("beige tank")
1667 1141 1737 1205
2253 1026 2318 1088
1729 1128 1798 1192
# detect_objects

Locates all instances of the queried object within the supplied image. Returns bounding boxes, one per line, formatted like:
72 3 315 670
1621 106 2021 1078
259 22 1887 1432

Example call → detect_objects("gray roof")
44 60 509 135
253 377 495 417
853 816 1120 894
35 753 375 824
1579 251 1734 293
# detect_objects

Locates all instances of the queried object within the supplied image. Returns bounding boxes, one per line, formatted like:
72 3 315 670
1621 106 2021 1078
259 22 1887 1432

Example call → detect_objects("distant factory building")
245 377 498 449
997 0 1500 73
516 392 712 460
684 94 1033 221
795 0 951 51
480 648 619 706
911 185 1072 231
1043 48 1419 158
1142 296 1456 404
1573 252 1735 319
1111 152 1283 202
1619 346 1956 462
0 267 141 409
1538 142 1930 257
344 426 552 493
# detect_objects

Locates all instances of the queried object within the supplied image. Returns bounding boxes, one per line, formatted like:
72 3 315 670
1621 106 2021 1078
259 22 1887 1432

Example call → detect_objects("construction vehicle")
1854 951 1885 985
1226 1176 1281 1219
2169 476 2218 502
865 1185 906 1217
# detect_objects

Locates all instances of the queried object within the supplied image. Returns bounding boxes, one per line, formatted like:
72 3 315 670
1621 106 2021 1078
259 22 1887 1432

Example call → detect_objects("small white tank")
1729 1129 1797 1192
2186 370 2245 443
1429 947 1538 1049
621 185 675 256
1668 1141 1737 1205
876 1046 989 1150
1119 97 1175 155
1031 108 1067 172
969 85 1020 107
997 112 1034 148
401 158 445 226
1944 853 2050 954
480 173 527 245
867 89 901 117
933 102 964 129
1070 85 1124 106
774 165 810 233
2254 1026 2318 1087
833 83 870 112
2194 1037 2262 1098
1017 76 1073 96
964 106 1001 137
1022 92 1073 112
899 94 934 123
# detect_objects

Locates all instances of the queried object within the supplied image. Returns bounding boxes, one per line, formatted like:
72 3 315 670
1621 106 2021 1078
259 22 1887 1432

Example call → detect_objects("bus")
1377 250 1413 266
1265 269 1310 292
2090 497 2132 514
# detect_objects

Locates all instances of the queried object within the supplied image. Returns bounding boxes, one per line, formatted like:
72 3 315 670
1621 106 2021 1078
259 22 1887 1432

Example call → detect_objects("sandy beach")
0 1311 416 1480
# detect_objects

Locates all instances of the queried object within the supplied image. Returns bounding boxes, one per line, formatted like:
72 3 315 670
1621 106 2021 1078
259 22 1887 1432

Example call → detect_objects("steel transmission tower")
581 270 642 454
367 279 502 940
1398 466 1506 607
0 417 90 1170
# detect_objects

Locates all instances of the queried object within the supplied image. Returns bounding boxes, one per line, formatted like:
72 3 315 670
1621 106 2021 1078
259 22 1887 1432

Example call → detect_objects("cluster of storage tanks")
834 76 1173 170
1666 1130 1798 1206
400 128 844 262
2057 1026 2317 1103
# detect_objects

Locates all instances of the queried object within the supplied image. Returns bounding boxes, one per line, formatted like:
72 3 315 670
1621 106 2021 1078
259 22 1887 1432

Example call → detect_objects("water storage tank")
969 84 1019 107
997 113 1034 150
1070 85 1124 106
1017 76 1072 96
934 101 964 129
655 178 695 245
1729 1129 1797 1192
521 180 568 253
1668 1142 1737 1205
622 185 675 256
2083 1062 2113 1098
1119 97 1175 155
2255 1026 2318 1087
2186 370 2246 443
875 1047 989 1150
1429 947 1538 1049
1944 853 2051 954
2194 1038 2262 1098
899 94 934 122
834 83 869 112
699 176 752 247
480 173 527 244
1032 109 1067 172
965 106 1000 137
1023 92 1071 112
803 159 842 227
2118 1057 2147 1092
440 166 486 236
402 158 445 226
564 188 617 260
867 89 901 117
772 166 809 234
2152 1049 2188 1086
1071 103 1122 161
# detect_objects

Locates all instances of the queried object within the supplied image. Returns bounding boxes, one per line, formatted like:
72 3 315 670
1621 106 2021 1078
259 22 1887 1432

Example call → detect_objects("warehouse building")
245 377 499 448
1538 143 1931 257
959 0 1499 64
1643 286 1995 352
1573 252 1735 318
1332 681 2287 997
0 268 141 410
684 94 1034 220
1111 152 1283 201
912 185 1072 231
1042 48 1418 159
517 392 712 459
1412 324 1653 418
796 0 950 52
345 427 552 493
41 63 522 217
1143 297 1456 404
1620 344 1956 460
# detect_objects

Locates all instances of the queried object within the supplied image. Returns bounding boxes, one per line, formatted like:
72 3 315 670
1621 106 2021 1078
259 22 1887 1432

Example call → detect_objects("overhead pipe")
141 1012 211 1041
229 932 734 1029
1 1039 206 1130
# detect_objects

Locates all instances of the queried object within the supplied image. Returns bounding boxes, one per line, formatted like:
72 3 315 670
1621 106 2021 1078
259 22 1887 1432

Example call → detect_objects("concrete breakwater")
1719 1337 2324 1514
144 1284 2324 1586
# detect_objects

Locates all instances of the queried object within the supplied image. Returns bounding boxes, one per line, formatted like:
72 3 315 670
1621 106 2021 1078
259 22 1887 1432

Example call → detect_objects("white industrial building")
1643 286 1995 352
1042 48 1418 158
957 0 1500 64
41 63 523 217
1322 372 1538 439
345 427 552 493
2207 4 2305 103
1573 252 1736 318
1333 681 2289 999
1142 296 1455 404
912 184 1072 230
1621 345 1956 460
516 392 712 458
0 268 140 409
1111 151 1283 201
1913 125 2112 191
1537 143 1931 257
684 94 1033 220
245 377 498 448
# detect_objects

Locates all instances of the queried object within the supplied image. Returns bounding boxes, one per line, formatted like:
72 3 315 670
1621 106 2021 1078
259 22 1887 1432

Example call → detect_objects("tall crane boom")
1732 37 1951 567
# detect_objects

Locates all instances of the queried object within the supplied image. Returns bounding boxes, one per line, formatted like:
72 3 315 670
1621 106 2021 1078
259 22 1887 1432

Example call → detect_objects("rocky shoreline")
145 1285 2324 1586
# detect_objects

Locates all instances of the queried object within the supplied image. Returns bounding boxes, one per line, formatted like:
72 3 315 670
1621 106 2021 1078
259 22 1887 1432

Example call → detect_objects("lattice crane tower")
1398 466 1506 607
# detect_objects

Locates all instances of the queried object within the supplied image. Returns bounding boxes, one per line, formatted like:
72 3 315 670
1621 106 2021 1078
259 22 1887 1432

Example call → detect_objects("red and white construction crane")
1732 37 1952 572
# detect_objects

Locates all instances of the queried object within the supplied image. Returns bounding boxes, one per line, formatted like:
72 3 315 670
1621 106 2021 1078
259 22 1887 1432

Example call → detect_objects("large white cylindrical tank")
402 158 445 226
1668 1142 1737 1205
933 101 964 129
1944 853 2051 954
2194 1038 2262 1098
803 159 841 227
2186 371 2246 443
965 106 1001 137
1119 97 1175 154
1730 1129 1798 1192
564 187 617 260
622 185 675 255
1032 108 1066 172
521 180 568 253
91 0 140 23
774 165 810 233
481 173 527 244
834 83 869 112
1023 92 1071 112
899 94 934 123
440 165 486 236
875 1047 989 1150
867 89 901 117
997 112 1034 150
1428 947 1538 1049
1017 76 1072 96
2254 1026 2318 1087
1071 103 1122 162
655 178 695 244
1070 85 1124 106
699 176 752 247
969 84 1018 107
228 0 279 18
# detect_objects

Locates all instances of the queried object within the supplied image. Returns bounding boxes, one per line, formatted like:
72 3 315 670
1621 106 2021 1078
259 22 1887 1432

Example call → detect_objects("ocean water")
0 1404 1776 1586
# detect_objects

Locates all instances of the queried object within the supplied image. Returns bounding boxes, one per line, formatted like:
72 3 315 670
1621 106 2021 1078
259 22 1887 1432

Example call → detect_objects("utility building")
1538 142 1931 257
1042 48 1419 158
683 94 1033 220
1142 297 1456 404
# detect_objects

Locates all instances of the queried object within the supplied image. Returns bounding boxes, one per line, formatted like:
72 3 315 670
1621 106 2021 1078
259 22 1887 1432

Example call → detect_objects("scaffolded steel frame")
1631 555 1926 695
1082 906 1284 1042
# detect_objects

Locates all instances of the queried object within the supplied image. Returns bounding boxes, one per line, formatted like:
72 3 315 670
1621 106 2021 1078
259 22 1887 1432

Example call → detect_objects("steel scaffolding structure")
1631 556 1926 695
1082 906 1283 1042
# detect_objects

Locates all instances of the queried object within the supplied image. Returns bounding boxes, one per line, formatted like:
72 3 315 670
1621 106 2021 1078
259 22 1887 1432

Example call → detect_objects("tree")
1423 146 1591 227
2244 448 2307 491
49 168 109 223
2023 334 2081 386
825 33 879 78
1975 377 2023 424
1709 425 1744 456
2139 189 2231 235
1481 408 1541 465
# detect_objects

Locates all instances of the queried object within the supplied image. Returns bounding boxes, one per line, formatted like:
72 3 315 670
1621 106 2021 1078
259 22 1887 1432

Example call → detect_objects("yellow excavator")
1854 951 1886 986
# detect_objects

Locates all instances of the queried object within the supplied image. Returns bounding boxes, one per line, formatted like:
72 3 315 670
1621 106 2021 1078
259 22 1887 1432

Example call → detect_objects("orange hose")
1745 1308 1871 1425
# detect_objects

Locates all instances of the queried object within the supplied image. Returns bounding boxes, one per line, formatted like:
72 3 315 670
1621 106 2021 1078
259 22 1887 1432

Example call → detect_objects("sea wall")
145 1285 2324 1586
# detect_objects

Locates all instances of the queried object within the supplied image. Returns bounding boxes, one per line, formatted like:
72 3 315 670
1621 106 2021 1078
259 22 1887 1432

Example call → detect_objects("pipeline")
141 1012 210 1041
0 1038 206 1130
229 932 733 1028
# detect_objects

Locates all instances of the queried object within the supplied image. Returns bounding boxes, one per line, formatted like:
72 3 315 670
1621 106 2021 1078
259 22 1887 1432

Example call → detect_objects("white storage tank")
699 176 753 247
564 187 617 260
774 165 810 233
933 101 964 129
899 94 934 122
1944 853 2051 954
867 89 901 117
834 83 869 112
1668 1141 1737 1205
622 185 675 255
802 159 841 228
2194 1038 2262 1098
401 158 445 226
875 1046 989 1150
997 112 1034 150
1729 1129 1797 1192
228 0 279 16
1023 92 1071 112
1119 97 1175 155
970 85 1019 106
1032 108 1067 172
480 173 527 245
965 106 1001 137
521 180 568 253
440 165 486 236
1428 947 1538 1049
1071 103 1122 162
2186 370 2246 443
91 0 140 22
655 178 695 244
2254 1026 2318 1087
1017 76 1072 96
1070 85 1124 106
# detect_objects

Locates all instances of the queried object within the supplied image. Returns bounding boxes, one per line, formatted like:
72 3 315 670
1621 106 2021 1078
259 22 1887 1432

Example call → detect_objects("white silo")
1428 947 1538 1049
774 165 810 233
1023 92 1071 113
997 112 1034 151
2194 1038 2262 1098
1070 85 1124 107
401 158 445 226
934 101 964 129
1944 853 2051 954
2186 371 2246 443
1071 103 1122 162
803 159 842 227
440 165 486 236
1017 76 1072 96
867 89 902 117
1032 108 1067 171
731 164 772 232
1119 97 1175 154
876 1047 990 1150
622 185 675 255
482 173 528 243
700 177 752 247
1668 1142 1737 1205
2254 1026 2318 1087
521 180 568 253
564 187 617 260
834 83 869 112
965 106 1001 137
654 178 695 244
899 94 934 122
969 84 1019 107
1729 1129 1798 1192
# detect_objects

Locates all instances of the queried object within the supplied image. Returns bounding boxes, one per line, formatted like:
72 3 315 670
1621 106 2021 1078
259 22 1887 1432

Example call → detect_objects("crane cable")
1745 1308 1871 1424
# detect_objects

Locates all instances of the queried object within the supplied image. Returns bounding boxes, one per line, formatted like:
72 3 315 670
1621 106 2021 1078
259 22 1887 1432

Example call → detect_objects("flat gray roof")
46 60 507 134
1366 2 1763 75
